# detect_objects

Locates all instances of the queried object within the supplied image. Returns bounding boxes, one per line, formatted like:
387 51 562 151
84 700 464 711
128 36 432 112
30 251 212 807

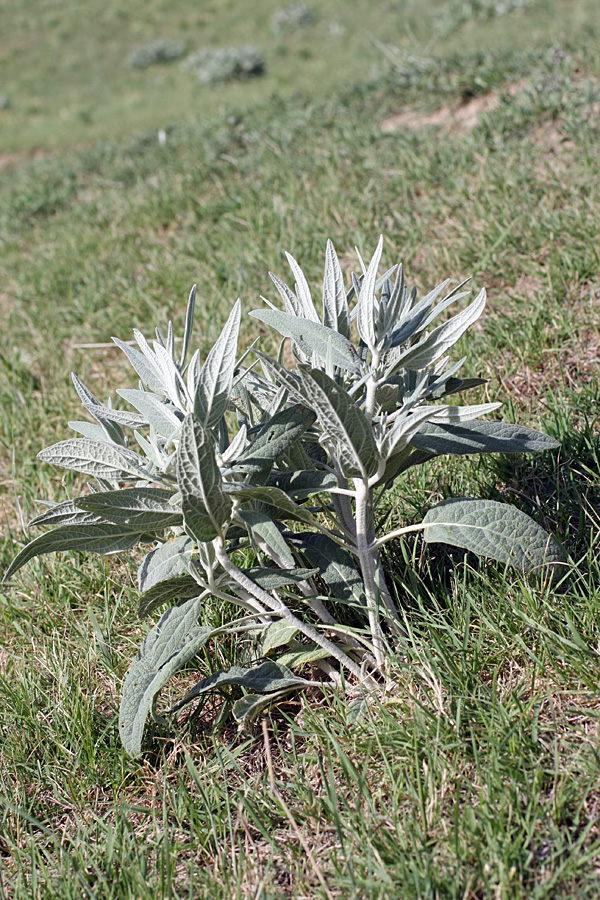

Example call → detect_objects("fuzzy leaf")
194 300 241 427
137 575 202 618
356 235 383 350
225 484 318 526
169 660 311 713
112 337 164 394
276 646 332 667
322 239 350 338
410 421 561 457
238 509 295 566
249 309 361 374
423 498 566 572
4 524 148 581
38 438 148 481
262 620 299 653
232 404 316 474
117 389 181 438
299 368 378 478
76 487 181 530
293 533 366 607
267 469 338 500
177 414 232 541
232 691 295 723
138 536 194 593
119 597 211 757
246 567 318 591
29 500 102 528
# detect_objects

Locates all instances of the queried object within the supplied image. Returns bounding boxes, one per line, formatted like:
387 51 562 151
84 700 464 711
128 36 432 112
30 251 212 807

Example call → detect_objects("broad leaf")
232 690 297 723
299 367 378 478
246 567 318 591
292 533 366 607
4 524 148 581
249 309 361 374
76 487 181 530
233 404 316 474
138 536 194 592
262 620 299 653
38 438 148 481
238 509 294 566
168 660 311 714
267 469 338 500
137 574 202 618
410 421 561 457
277 645 332 667
194 300 241 427
177 414 231 541
119 597 211 757
225 484 318 526
29 500 102 528
423 498 566 572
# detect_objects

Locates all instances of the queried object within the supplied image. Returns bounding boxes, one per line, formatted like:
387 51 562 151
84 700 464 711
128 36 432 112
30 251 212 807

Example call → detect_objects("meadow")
1 0 600 896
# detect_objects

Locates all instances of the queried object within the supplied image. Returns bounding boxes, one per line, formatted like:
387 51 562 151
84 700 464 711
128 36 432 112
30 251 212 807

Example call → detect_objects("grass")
1 0 600 896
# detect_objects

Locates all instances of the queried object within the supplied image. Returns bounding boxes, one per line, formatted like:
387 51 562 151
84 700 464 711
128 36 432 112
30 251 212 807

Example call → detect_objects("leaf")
276 646 332 667
71 374 147 430
299 367 378 478
76 488 182 530
117 389 182 438
137 574 202 618
410 421 561 457
194 300 241 427
238 509 295 567
391 288 486 372
112 336 164 394
322 239 350 338
426 402 502 424
169 660 311 713
232 690 297 723
119 597 211 757
232 404 316 474
356 235 383 351
262 620 299 653
28 499 102 528
292 533 366 607
423 498 567 572
138 536 194 592
180 284 197 367
177 414 232 541
249 309 361 374
4 524 148 581
246 567 318 591
225 484 318 526
38 438 148 481
284 252 320 322
267 469 338 500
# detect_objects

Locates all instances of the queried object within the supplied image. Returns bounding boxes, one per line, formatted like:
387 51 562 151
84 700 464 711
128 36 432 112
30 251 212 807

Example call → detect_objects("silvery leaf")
38 438 149 481
194 300 241 427
249 309 361 374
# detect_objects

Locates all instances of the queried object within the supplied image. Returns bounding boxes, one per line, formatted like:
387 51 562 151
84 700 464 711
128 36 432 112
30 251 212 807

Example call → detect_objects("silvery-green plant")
4 237 565 757
183 45 265 86
126 40 186 70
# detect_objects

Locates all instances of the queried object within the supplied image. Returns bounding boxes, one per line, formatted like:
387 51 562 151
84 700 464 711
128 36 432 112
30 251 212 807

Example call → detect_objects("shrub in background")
126 40 186 70
183 45 265 86
4 237 565 757
273 3 315 35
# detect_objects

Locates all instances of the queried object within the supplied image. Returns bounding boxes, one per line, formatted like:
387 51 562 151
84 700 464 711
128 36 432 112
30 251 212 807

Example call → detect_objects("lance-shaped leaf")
225 484 318 526
299 367 378 478
246 567 318 591
138 536 194 592
177 414 232 541
112 336 164 395
267 469 338 500
29 499 102 529
232 404 316 474
389 288 486 373
261 620 299 653
71 373 147 432
180 284 197 367
292 533 366 608
3 524 148 581
410 421 561 457
168 660 312 715
194 300 241 427
232 689 298 723
425 402 502 424
119 597 211 757
285 251 320 322
137 574 203 618
249 309 361 374
76 488 182 530
356 235 383 351
238 509 295 566
322 239 350 339
423 498 567 572
117 389 181 438
276 645 332 668
38 438 148 481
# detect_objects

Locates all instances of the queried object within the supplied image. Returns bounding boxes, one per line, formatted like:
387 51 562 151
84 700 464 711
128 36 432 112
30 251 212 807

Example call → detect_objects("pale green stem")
214 537 366 682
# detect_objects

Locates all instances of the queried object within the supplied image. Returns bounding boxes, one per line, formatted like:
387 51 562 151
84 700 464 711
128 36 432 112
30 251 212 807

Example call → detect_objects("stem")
214 538 366 682
354 478 386 667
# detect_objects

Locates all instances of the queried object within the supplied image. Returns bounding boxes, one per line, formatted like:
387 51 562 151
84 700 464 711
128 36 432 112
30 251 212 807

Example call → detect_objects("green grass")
1 0 600 896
